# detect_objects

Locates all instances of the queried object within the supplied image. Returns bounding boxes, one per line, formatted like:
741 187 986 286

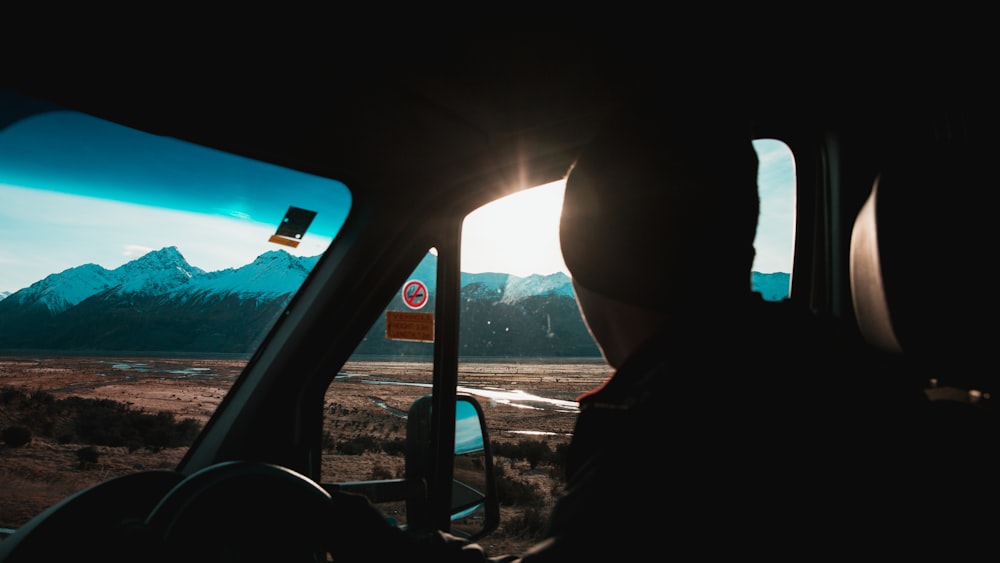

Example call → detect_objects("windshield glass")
0 93 351 532
0 104 351 353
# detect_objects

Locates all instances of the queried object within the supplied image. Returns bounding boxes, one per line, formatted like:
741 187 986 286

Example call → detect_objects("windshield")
0 101 351 354
0 90 352 533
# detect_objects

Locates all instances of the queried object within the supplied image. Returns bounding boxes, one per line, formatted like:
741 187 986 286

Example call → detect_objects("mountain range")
0 247 790 356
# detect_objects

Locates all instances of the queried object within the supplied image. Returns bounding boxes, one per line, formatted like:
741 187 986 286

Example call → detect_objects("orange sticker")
385 311 434 342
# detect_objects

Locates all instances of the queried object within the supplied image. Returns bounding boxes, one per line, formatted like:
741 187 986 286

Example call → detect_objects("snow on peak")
12 263 118 313
113 246 205 294
4 246 319 312
192 249 311 298
500 272 574 304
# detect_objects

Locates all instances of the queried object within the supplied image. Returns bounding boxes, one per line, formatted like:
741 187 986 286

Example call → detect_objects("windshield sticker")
385 311 434 342
402 279 429 310
268 206 318 248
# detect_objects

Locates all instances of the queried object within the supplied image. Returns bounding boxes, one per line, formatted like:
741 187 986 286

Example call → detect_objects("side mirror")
405 394 499 540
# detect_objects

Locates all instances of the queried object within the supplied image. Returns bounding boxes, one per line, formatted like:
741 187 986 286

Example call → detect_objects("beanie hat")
559 100 760 312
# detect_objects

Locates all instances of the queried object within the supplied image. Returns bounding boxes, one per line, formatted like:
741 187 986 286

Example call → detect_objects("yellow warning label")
385 311 434 342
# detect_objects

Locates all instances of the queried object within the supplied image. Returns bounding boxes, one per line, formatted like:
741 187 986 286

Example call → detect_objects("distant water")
362 378 579 413
752 272 791 302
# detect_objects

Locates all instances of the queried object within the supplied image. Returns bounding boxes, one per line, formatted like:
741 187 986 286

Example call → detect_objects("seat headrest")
849 143 995 390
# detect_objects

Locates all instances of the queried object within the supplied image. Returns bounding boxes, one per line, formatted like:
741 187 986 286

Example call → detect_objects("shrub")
76 446 100 469
491 438 561 469
323 431 336 451
503 506 548 539
494 469 544 507
336 435 379 455
381 438 407 456
516 439 551 469
2 425 32 447
29 389 56 405
0 386 201 450
0 386 28 405
370 462 395 480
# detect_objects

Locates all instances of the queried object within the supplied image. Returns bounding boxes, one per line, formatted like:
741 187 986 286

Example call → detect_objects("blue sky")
0 110 795 295
752 138 797 273
0 111 349 295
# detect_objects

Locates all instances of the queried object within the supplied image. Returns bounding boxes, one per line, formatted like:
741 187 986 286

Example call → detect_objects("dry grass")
0 355 612 555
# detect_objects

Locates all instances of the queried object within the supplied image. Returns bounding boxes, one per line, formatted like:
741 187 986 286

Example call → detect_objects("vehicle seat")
847 141 1000 547
849 141 996 397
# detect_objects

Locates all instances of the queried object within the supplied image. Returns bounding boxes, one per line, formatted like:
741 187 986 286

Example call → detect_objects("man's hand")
325 490 415 561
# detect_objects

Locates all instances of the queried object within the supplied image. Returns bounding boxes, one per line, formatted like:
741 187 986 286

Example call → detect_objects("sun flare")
461 180 569 277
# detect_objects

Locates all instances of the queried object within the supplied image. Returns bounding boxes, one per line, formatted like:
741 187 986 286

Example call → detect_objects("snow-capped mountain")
455 271 575 304
4 263 123 315
0 247 310 314
0 247 313 353
113 246 207 296
0 247 789 355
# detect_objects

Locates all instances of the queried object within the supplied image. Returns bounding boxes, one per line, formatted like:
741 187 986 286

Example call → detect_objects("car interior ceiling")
2 35 1000 563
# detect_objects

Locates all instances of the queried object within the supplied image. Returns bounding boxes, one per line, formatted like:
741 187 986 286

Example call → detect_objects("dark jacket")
460 295 931 561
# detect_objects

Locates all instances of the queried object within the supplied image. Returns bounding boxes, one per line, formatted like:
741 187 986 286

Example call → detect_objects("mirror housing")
405 394 499 540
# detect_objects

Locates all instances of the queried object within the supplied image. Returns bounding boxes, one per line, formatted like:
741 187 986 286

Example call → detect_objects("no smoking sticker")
402 279 429 310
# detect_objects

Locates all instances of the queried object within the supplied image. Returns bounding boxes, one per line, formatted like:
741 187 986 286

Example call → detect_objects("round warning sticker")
402 279 429 310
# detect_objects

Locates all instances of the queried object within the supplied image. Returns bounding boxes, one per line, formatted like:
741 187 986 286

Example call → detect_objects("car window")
457 138 794 551
0 103 351 530
752 138 795 299
324 138 796 551
319 248 437 533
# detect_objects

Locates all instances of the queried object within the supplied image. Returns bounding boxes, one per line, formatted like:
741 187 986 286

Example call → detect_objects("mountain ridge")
0 247 791 355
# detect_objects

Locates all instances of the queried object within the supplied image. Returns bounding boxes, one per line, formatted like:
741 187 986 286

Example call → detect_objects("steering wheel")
144 461 337 562
0 470 184 563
